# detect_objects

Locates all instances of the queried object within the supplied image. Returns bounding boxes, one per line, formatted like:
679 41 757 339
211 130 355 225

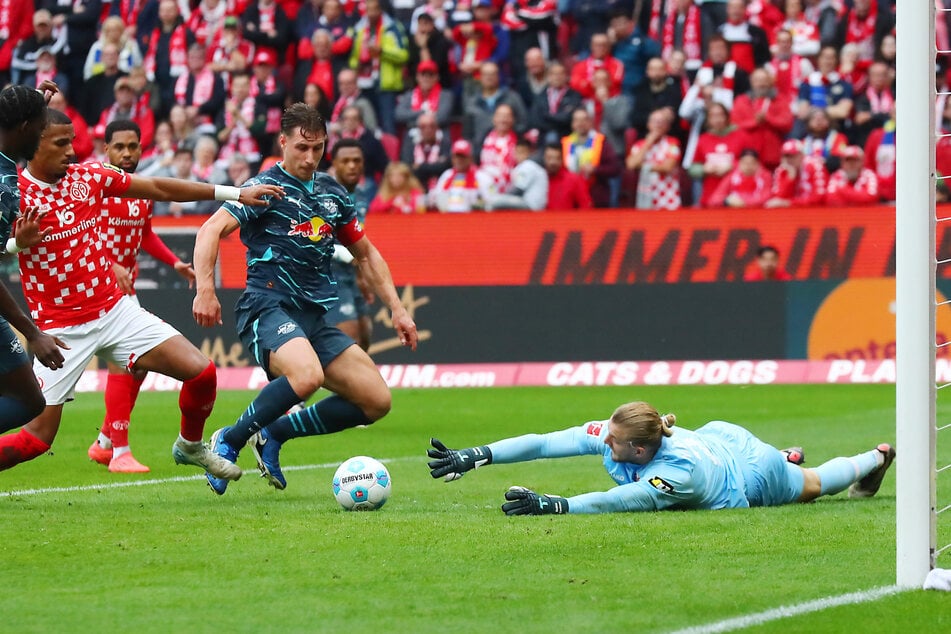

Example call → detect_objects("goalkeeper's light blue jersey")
487 420 802 514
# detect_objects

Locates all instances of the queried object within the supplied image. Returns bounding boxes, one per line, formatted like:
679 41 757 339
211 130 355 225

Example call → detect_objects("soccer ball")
332 456 391 511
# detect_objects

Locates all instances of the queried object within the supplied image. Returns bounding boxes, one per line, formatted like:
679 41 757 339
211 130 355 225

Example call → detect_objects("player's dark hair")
281 102 327 139
104 119 142 143
0 85 47 130
333 138 363 156
544 142 562 155
46 108 72 126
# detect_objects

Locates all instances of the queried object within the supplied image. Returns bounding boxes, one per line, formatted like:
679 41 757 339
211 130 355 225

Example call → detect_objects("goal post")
895 0 937 587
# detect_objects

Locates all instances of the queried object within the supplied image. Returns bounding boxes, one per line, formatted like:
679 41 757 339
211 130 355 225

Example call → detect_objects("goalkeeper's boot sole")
848 443 896 498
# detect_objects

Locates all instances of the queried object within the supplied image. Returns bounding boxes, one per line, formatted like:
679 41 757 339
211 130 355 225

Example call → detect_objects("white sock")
112 445 130 459
97 433 112 449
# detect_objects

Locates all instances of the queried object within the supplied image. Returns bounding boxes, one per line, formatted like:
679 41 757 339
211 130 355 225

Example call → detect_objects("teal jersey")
487 420 787 514
223 164 358 311
0 152 20 244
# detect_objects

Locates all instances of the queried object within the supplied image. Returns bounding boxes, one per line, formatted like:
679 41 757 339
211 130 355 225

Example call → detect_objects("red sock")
0 429 51 471
103 372 145 446
179 362 216 442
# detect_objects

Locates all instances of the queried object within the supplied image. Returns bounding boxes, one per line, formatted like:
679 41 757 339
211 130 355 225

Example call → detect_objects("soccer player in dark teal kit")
193 103 417 495
0 83 68 458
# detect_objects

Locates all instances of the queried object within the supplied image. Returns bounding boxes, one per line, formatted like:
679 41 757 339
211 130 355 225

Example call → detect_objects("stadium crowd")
0 0 909 212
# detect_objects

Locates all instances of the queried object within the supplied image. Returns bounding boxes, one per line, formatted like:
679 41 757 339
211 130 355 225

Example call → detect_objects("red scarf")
145 23 188 79
701 60 736 92
647 0 666 39
259 3 276 33
771 55 805 95
104 97 147 126
411 83 442 113
357 18 383 83
331 93 356 122
250 74 281 133
175 70 216 109
222 96 259 159
117 0 144 27
662 4 702 65
547 87 566 114
846 4 877 46
866 86 894 115
440 167 478 190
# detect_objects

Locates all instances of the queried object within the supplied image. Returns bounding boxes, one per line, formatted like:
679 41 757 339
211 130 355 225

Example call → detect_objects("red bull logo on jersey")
288 217 334 242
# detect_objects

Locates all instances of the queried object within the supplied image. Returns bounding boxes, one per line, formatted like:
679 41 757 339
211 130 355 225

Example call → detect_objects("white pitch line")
0 456 418 498
666 585 906 634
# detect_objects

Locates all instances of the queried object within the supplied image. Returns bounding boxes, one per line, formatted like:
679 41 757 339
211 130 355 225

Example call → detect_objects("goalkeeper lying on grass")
427 400 895 516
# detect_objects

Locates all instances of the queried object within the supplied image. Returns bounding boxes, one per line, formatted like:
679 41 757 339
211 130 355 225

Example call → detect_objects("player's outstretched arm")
7 207 51 252
123 176 283 206
348 236 417 350
427 438 493 482
501 486 569 516
193 209 240 327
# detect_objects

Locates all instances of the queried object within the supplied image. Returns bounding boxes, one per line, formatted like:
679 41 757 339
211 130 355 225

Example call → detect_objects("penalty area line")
666 585 906 634
0 455 418 498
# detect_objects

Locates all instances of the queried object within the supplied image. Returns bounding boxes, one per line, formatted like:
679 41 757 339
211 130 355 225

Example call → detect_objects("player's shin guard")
223 376 302 448
815 450 881 496
178 362 217 442
0 396 41 434
266 395 372 443
0 429 51 471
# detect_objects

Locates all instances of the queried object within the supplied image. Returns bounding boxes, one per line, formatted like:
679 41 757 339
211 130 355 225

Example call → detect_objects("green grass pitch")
1 384 949 633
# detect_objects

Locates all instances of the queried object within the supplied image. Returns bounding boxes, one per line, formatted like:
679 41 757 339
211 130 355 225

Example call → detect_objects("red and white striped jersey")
100 195 155 280
18 163 132 328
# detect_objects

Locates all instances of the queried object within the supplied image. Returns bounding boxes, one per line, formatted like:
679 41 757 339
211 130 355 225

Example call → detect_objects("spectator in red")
709 149 773 208
837 0 893 65
543 142 592 210
0 0 34 86
718 0 771 74
569 32 623 100
765 139 828 208
827 145 880 206
187 0 230 46
776 0 820 57
526 62 582 145
400 111 452 192
429 139 496 213
479 103 519 191
561 107 621 208
48 90 94 162
249 48 286 156
801 107 849 171
452 9 498 85
144 0 197 119
330 67 379 135
688 102 744 208
795 46 854 135
395 59 455 130
766 29 815 103
175 42 227 136
369 162 428 214
626 108 682 211
746 0 785 42
744 246 793 281
679 36 749 136
96 76 157 151
217 72 262 168
293 29 336 102
731 68 793 170
852 61 894 147
241 0 293 65
863 106 895 202
208 15 257 83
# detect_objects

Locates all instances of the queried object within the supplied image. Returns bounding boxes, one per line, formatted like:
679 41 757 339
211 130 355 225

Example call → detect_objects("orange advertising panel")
155 206 907 287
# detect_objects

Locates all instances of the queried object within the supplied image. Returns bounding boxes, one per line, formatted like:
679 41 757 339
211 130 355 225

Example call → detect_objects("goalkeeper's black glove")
501 486 569 516
427 438 492 481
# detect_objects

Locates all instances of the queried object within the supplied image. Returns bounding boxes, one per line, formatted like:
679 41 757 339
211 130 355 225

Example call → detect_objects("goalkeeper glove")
501 486 569 516
427 438 492 481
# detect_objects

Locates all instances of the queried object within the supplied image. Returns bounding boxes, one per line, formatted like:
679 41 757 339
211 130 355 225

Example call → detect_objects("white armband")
332 243 355 264
214 185 242 201
5 237 22 254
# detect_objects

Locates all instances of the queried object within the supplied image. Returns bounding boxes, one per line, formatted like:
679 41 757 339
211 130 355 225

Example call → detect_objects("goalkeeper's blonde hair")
610 402 676 450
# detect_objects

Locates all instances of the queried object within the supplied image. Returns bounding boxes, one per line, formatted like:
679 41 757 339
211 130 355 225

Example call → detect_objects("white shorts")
34 295 180 405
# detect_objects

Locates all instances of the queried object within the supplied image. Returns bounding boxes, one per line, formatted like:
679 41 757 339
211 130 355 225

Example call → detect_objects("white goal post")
895 0 937 587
